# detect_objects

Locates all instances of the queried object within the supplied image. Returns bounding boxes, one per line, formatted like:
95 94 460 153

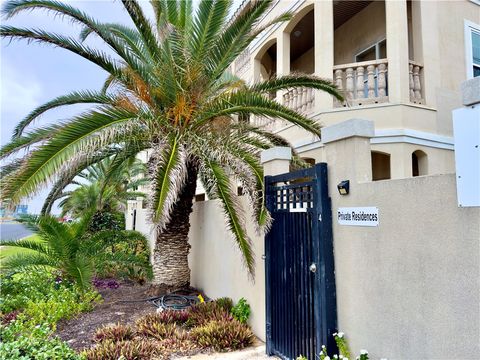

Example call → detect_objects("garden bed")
56 282 154 350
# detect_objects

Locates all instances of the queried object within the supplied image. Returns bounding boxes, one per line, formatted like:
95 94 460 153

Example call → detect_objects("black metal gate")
265 163 337 360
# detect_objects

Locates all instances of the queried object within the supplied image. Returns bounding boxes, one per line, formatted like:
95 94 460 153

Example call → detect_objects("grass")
0 234 42 264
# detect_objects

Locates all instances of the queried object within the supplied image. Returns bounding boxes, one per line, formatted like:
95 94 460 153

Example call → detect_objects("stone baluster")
367 64 376 98
302 88 308 112
345 67 354 100
413 65 422 101
409 64 415 101
293 89 299 111
356 66 365 99
334 69 344 105
378 63 387 97
308 88 314 109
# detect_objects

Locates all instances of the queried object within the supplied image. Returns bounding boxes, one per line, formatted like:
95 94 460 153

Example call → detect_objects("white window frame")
464 19 480 79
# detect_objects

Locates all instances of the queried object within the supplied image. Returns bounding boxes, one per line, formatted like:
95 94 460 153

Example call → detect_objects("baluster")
413 65 422 101
409 64 415 101
356 66 365 99
367 64 376 98
301 88 307 112
378 63 387 97
307 88 314 110
334 69 344 106
345 67 354 100
292 89 298 111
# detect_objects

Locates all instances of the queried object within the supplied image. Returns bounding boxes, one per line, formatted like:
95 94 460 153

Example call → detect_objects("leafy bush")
135 314 178 340
190 319 255 351
186 301 233 328
1 216 150 289
83 339 160 360
155 309 190 325
215 297 234 313
88 210 124 232
231 297 251 324
93 323 134 343
0 331 82 360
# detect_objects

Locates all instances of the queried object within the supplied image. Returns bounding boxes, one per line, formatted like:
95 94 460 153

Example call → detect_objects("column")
261 147 292 176
314 0 334 111
417 0 440 107
385 0 410 104
322 119 374 184
276 30 290 104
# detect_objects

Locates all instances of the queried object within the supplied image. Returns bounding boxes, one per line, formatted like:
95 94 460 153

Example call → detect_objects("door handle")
309 263 317 273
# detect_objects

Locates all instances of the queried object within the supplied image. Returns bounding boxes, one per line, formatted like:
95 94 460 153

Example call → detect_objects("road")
0 222 33 241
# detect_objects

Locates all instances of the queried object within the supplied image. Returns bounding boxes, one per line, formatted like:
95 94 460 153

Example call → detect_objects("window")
465 20 480 78
355 40 388 98
371 151 391 181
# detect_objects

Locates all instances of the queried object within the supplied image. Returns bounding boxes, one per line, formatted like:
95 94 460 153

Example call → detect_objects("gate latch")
309 263 317 273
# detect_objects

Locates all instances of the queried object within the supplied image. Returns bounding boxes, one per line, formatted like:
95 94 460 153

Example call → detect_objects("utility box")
452 77 480 207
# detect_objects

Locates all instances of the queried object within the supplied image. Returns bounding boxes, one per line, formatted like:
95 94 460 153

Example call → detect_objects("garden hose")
150 293 200 311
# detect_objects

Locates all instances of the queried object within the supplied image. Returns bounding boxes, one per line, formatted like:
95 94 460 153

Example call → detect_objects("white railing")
409 60 424 105
333 59 388 107
250 115 277 132
283 87 315 114
234 49 251 76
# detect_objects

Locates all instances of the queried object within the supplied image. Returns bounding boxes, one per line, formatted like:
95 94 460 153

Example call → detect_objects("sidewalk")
174 345 279 359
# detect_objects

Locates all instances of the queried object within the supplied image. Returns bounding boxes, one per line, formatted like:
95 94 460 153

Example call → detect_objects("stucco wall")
188 198 266 340
329 173 480 359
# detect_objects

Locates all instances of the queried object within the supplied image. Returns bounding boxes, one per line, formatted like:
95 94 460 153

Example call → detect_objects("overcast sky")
1 0 241 214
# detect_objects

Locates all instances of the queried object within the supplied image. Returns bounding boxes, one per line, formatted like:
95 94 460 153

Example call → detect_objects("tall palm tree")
51 156 147 218
0 0 343 288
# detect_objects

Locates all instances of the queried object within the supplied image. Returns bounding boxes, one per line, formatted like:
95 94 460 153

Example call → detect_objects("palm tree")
51 156 147 218
0 0 343 288
0 215 150 290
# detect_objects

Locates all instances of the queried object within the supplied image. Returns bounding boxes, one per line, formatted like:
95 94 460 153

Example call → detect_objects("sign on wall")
337 207 379 227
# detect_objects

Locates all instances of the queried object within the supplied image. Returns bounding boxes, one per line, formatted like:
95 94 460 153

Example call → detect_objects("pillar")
276 31 290 103
261 146 292 176
385 0 410 104
314 0 334 111
322 119 374 186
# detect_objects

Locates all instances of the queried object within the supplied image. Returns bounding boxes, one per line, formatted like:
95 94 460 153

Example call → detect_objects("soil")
56 282 159 350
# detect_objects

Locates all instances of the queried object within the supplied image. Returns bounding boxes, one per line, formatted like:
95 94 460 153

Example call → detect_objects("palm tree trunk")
151 162 198 289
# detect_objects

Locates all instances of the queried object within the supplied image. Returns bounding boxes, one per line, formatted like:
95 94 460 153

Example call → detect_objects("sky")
0 0 242 214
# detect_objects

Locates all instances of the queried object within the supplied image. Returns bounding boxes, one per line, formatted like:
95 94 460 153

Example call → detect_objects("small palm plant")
0 215 150 290
0 0 343 288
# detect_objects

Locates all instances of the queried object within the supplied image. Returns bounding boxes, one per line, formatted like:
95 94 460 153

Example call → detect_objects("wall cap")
322 118 375 144
461 77 480 106
260 146 292 164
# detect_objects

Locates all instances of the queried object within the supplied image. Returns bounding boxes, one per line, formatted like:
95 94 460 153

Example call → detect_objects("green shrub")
93 323 134 343
83 339 160 360
215 297 234 312
231 297 251 324
0 333 83 360
186 301 233 328
190 319 255 351
135 314 178 340
88 211 124 232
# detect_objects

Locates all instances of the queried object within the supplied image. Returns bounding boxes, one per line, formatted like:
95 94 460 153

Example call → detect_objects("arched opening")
257 41 277 99
412 150 428 177
371 151 391 181
289 9 314 74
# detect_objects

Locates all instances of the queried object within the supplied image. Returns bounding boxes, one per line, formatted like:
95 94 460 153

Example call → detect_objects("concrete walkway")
175 345 279 359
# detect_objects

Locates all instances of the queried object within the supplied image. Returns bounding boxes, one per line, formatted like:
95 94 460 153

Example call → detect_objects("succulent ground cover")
83 299 256 360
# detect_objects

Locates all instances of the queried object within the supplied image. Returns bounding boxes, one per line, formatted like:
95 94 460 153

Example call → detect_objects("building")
224 0 479 182
126 1 480 358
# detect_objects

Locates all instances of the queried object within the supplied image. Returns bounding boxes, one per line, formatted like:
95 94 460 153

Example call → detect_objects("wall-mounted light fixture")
337 180 350 195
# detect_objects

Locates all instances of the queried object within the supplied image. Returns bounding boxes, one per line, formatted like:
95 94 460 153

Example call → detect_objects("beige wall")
334 1 386 65
188 198 266 341
291 47 314 73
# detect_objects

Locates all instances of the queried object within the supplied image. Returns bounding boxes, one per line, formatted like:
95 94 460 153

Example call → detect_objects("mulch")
56 282 160 350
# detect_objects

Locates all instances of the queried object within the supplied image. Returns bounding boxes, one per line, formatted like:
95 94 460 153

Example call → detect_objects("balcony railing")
333 59 389 107
234 49 251 77
283 87 315 114
409 60 424 105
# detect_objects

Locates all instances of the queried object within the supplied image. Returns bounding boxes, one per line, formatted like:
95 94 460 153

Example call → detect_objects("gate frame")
265 163 338 359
